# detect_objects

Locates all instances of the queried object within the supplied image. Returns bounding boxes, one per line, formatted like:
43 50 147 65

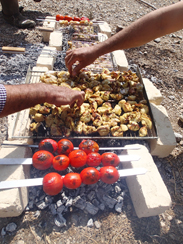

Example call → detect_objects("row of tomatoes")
43 166 119 196
56 15 90 22
32 139 120 196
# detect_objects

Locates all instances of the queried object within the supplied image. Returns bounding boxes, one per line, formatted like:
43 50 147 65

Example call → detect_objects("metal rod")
1 143 141 150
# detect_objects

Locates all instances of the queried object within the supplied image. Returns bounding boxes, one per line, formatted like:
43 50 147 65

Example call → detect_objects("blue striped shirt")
0 84 7 114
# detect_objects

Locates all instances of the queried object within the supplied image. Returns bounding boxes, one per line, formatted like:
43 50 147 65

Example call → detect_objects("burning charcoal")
94 221 101 229
115 185 121 194
49 204 57 215
103 195 117 209
117 195 124 203
54 214 67 228
36 200 49 210
73 196 86 210
57 205 65 214
99 203 105 211
87 218 94 227
92 198 100 207
96 187 106 202
56 200 63 208
6 223 17 232
34 210 41 218
1 227 6 236
103 184 112 193
28 200 34 209
87 190 96 201
115 201 123 213
45 195 53 204
85 202 99 215
65 198 73 207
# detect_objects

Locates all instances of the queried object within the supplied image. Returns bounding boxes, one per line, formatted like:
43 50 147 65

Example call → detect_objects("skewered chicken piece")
139 126 148 137
97 125 110 136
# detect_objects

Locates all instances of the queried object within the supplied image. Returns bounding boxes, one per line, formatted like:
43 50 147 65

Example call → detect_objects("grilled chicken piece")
120 124 128 132
45 114 55 127
39 106 50 115
79 103 90 115
111 126 124 137
29 104 42 115
29 122 41 132
120 112 131 124
100 91 110 101
141 114 152 129
113 104 122 116
74 121 83 134
139 126 148 137
97 106 112 115
110 93 123 101
52 107 62 116
128 95 136 101
61 126 71 137
32 113 45 122
135 104 149 114
127 121 140 131
80 111 92 123
118 100 133 112
97 125 110 136
50 124 62 136
54 116 64 126
85 88 93 100
82 124 97 135
89 97 103 106
129 111 141 123
65 116 75 130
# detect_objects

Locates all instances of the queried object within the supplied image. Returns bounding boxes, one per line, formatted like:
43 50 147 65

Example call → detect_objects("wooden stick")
2 46 25 53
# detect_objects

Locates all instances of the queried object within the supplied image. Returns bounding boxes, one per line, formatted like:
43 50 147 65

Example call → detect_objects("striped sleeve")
0 84 7 114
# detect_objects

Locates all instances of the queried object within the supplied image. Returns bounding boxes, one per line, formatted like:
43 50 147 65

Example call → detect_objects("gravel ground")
0 0 183 243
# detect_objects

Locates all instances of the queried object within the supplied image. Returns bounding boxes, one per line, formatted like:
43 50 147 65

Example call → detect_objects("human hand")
47 85 85 107
65 46 98 76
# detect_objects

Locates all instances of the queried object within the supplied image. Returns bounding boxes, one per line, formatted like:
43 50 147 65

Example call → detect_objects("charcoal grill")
10 64 158 141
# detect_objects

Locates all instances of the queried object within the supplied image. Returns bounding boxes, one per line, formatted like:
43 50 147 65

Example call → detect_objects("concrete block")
49 32 63 51
30 66 49 84
143 78 163 105
149 103 176 158
98 33 108 42
98 22 111 38
0 140 32 217
40 46 57 63
121 144 172 218
36 56 54 70
112 50 128 72
42 16 56 42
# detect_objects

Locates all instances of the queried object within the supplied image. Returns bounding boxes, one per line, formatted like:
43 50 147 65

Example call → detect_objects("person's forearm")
0 83 48 117
94 2 183 57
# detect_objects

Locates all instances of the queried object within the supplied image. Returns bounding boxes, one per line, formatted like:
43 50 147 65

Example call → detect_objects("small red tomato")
79 139 99 154
32 150 54 170
87 152 101 167
80 167 100 185
56 14 64 21
69 149 87 168
63 173 82 189
101 152 120 167
57 139 74 155
43 172 63 196
52 155 70 171
100 166 119 184
38 138 58 154
80 16 90 21
73 16 81 21
64 15 73 22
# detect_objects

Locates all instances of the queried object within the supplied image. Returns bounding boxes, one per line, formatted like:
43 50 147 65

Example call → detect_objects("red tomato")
101 152 120 167
64 15 73 22
56 14 64 21
52 155 70 171
38 138 58 154
100 166 119 184
57 139 74 155
63 173 82 189
80 16 90 21
32 150 54 170
69 149 87 168
43 172 63 196
79 139 99 154
80 167 100 185
87 152 101 167
73 16 81 21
